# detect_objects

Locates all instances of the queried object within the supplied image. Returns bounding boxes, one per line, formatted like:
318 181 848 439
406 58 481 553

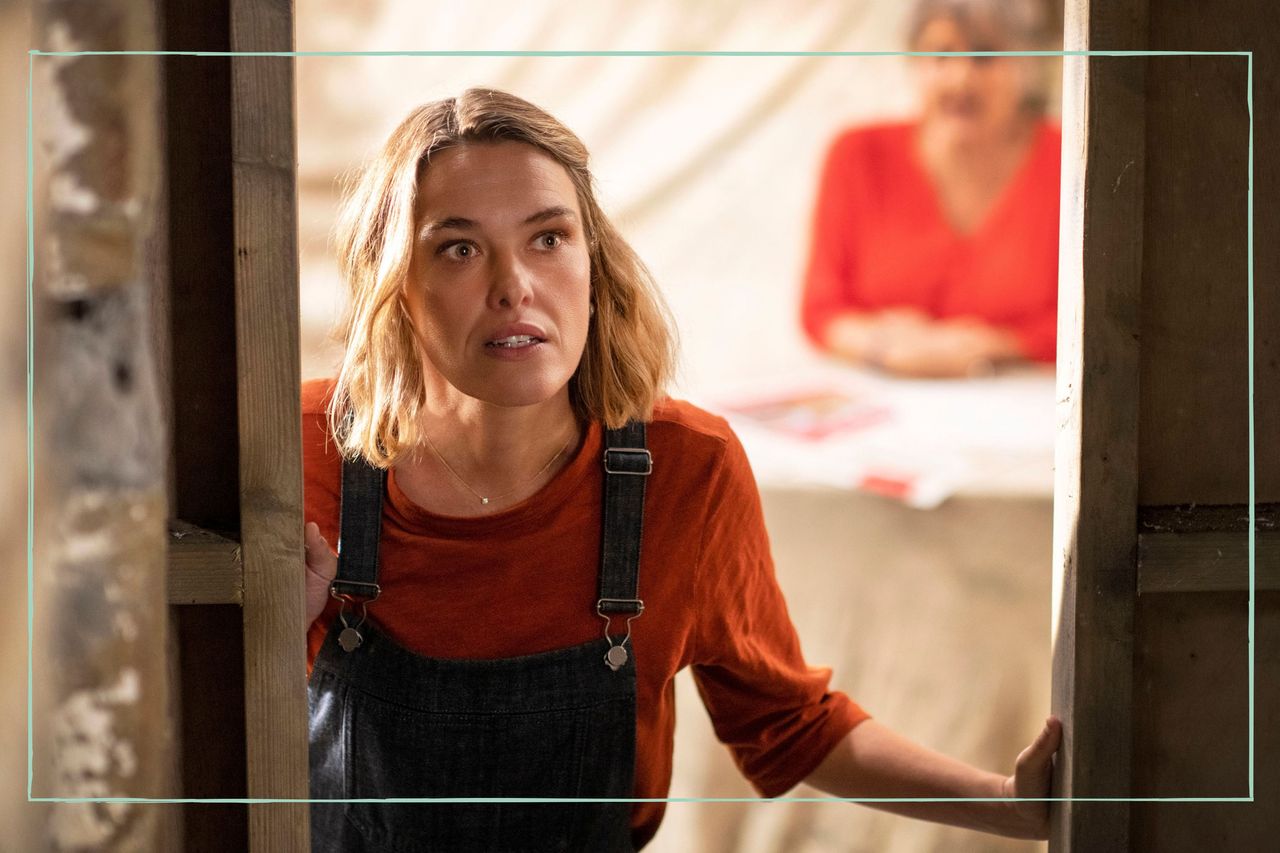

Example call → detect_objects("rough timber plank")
230 0 309 849
1050 1 1146 850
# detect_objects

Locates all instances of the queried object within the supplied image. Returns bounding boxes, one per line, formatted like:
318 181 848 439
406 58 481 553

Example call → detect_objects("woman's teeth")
488 335 540 348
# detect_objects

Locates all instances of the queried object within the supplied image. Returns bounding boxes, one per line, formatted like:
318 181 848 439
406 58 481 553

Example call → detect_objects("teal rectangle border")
26 48 1255 806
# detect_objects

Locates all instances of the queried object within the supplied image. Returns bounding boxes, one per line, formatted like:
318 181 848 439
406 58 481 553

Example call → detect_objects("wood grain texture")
1137 4 1278 506
1051 1 1147 849
231 0 309 849
1139 530 1279 593
167 521 243 604
1129 3 1280 848
1130 592 1279 851
1138 53 1253 505
1140 503 1278 534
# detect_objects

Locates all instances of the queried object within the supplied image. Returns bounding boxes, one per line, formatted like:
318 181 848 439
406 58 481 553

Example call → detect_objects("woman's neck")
915 115 1039 234
396 384 583 517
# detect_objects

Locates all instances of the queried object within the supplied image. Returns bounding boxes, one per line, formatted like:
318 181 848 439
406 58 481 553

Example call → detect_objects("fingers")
304 521 338 581
1012 716 1062 797
880 307 928 325
1035 716 1063 757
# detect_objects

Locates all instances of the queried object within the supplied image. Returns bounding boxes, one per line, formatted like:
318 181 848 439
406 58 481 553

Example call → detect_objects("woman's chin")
929 111 1021 149
933 114 984 137
459 378 574 412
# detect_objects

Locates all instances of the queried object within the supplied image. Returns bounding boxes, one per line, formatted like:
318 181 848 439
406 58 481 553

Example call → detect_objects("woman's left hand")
876 316 1025 378
998 715 1063 839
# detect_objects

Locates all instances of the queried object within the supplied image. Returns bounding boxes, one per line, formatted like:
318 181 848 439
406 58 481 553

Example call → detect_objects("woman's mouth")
486 335 545 349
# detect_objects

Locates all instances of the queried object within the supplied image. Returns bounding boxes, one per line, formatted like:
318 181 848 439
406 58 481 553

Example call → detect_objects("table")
649 366 1056 853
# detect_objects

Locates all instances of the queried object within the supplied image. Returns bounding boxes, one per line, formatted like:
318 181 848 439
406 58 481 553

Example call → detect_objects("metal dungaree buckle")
603 447 653 476
597 598 644 671
330 581 381 653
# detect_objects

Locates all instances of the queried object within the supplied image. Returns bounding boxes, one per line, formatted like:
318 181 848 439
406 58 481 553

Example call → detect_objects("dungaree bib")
309 423 652 852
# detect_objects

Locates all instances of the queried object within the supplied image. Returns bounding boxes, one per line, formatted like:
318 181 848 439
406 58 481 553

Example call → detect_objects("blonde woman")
302 88 1061 852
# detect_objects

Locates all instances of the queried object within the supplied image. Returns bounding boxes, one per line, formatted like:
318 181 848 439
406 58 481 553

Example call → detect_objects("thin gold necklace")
423 430 574 506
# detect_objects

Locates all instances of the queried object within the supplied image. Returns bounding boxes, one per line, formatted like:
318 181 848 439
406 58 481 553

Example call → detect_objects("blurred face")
911 14 1028 143
404 140 592 410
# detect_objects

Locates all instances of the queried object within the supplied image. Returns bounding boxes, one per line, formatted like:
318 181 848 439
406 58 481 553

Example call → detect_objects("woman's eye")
538 232 564 249
439 241 476 260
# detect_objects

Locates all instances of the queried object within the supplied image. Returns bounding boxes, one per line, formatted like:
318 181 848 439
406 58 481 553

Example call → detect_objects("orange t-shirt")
801 120 1062 362
302 379 869 848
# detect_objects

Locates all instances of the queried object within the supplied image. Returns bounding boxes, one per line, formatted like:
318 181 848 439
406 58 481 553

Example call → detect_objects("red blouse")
801 120 1062 362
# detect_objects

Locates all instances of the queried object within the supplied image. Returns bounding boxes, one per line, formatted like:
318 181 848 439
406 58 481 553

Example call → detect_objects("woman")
802 0 1061 377
302 88 1061 852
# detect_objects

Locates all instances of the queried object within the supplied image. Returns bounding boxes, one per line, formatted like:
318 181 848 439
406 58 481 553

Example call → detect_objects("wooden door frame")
1051 0 1147 848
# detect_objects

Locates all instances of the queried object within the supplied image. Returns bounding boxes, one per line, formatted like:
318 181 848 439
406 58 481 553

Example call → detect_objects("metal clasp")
329 579 381 600
330 581 381 651
597 598 644 671
603 447 652 476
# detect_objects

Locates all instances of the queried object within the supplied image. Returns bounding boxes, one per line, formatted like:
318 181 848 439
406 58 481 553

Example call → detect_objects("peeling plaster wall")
32 1 172 850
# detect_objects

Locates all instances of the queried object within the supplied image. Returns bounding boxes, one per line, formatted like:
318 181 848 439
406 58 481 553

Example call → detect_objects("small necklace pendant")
481 497 489 505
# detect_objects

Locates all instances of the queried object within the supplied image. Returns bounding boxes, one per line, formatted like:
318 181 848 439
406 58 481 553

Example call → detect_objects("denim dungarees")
309 423 652 853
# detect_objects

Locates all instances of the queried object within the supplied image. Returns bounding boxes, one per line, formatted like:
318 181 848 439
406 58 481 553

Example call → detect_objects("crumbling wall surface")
31 1 172 850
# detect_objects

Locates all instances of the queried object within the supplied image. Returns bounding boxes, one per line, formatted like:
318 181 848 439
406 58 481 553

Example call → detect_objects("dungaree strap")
599 421 649 614
334 456 387 599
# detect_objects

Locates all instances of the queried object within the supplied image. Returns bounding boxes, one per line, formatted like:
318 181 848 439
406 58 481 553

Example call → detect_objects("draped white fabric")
296 0 924 393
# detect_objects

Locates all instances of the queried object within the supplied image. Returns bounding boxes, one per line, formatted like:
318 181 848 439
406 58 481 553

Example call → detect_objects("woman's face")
911 14 1028 143
404 140 592 411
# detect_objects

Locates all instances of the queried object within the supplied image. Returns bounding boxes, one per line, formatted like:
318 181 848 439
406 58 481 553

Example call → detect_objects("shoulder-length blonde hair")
327 88 677 467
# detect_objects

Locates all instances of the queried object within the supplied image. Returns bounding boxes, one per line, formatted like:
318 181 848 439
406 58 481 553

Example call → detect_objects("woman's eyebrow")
418 207 577 241
418 216 475 240
523 206 578 225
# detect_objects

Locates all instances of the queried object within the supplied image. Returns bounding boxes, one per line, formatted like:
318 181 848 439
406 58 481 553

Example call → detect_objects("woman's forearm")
803 719 1043 839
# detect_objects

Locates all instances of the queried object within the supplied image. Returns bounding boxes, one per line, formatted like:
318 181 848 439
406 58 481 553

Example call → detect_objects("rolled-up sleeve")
690 428 871 797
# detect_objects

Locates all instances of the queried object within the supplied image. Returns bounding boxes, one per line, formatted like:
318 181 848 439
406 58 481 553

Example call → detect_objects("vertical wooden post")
229 0 310 849
1051 0 1147 850
32 0 173 849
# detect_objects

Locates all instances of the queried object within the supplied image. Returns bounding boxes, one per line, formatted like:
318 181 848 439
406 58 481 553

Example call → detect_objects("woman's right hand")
824 308 930 365
304 521 338 628
825 309 1023 378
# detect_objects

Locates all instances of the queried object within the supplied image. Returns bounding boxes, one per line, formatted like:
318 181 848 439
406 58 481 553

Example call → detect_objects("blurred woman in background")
801 0 1061 378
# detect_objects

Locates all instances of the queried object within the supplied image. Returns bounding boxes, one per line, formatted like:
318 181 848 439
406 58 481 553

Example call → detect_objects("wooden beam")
1139 503 1278 534
1138 530 1280 593
230 0 309 849
167 521 243 605
1051 1 1147 850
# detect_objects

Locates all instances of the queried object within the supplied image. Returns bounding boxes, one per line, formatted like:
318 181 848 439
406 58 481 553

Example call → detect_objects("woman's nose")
488 250 535 310
934 55 979 87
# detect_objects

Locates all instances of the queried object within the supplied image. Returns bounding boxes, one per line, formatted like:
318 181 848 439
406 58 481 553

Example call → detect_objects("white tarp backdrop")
296 1 927 393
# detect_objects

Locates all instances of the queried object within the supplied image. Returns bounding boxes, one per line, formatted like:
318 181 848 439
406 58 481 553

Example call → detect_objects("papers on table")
717 385 891 441
700 362 1056 508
